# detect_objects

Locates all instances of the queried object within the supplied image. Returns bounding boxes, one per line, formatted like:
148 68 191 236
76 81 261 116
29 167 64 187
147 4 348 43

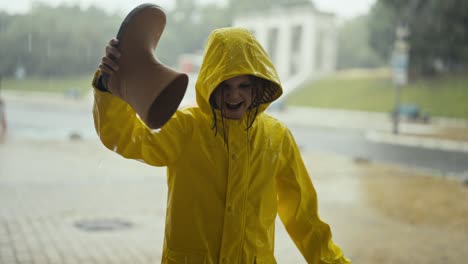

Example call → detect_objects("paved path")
1 90 468 263
1 139 467 264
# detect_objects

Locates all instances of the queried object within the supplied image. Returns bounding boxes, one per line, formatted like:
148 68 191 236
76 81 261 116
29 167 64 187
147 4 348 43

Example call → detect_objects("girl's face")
213 75 254 120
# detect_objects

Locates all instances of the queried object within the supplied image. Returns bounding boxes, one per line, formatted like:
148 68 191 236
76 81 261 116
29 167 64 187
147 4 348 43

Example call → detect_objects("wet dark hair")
209 75 279 143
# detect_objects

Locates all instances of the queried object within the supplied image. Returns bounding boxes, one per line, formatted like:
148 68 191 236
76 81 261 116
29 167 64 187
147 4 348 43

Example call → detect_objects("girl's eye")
240 83 251 89
217 84 228 92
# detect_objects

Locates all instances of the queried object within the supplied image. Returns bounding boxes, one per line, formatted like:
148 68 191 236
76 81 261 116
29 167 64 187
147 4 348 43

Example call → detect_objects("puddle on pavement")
303 152 468 263
74 218 134 232
305 152 468 231
358 164 468 231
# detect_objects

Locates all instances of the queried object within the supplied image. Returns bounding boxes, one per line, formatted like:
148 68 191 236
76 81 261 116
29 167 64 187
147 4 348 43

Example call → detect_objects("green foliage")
368 0 468 78
0 3 121 78
0 2 233 78
337 15 384 69
286 69 468 118
367 1 397 64
158 2 231 66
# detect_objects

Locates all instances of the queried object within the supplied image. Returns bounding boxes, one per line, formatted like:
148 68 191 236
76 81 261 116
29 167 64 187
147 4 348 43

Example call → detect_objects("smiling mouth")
225 102 243 110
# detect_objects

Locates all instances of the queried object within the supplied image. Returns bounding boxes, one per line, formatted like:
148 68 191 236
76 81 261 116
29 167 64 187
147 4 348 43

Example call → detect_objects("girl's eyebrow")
217 82 227 89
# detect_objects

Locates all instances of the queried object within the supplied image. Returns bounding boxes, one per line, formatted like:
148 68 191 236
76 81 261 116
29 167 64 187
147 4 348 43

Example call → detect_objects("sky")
0 0 376 19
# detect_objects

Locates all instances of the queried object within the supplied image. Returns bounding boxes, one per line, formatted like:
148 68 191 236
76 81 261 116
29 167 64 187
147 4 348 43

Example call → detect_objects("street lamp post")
391 24 410 134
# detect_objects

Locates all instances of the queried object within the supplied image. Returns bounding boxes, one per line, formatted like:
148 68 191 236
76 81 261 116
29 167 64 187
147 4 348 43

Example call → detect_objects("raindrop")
46 39 51 58
27 33 32 53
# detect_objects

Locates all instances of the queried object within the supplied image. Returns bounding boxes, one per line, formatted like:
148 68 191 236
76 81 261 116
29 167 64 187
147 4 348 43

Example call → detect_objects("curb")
365 130 468 153
270 106 468 152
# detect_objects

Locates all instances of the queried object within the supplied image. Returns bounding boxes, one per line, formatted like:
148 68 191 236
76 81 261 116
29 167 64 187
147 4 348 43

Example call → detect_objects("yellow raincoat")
93 27 350 264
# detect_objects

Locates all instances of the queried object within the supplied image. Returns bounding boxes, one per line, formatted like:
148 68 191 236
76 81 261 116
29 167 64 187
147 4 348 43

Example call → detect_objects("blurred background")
0 0 467 263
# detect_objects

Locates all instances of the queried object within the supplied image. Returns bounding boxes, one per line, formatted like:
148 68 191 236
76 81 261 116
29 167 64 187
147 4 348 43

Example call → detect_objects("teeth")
226 102 242 109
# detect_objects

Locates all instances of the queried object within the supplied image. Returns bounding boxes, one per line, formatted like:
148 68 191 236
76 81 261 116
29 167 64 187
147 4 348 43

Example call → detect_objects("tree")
337 15 384 69
0 3 121 77
368 0 468 78
157 1 231 67
0 0 321 78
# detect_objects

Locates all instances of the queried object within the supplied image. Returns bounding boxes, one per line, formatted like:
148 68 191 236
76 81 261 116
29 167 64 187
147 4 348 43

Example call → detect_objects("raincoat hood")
195 27 283 116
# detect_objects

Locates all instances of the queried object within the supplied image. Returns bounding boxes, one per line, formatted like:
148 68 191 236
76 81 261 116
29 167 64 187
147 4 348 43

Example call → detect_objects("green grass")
1 75 93 96
286 68 468 119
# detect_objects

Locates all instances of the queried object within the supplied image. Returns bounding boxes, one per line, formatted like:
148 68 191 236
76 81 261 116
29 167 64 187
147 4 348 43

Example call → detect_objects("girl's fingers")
98 38 120 75
106 45 121 59
101 56 119 72
99 63 113 75
109 38 119 46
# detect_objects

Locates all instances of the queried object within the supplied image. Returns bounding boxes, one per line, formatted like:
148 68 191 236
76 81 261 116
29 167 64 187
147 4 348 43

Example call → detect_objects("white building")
233 3 337 96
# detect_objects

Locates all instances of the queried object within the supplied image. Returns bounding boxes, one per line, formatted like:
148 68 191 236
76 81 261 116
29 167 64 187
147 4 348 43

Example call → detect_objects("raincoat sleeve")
91 71 191 167
277 128 351 264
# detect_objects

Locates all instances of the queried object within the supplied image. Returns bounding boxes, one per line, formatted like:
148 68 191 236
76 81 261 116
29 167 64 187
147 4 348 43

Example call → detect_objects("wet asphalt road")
289 126 468 176
6 100 468 176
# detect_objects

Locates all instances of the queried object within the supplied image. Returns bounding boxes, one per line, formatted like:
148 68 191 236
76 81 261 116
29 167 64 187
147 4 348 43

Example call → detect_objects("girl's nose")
225 86 240 99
